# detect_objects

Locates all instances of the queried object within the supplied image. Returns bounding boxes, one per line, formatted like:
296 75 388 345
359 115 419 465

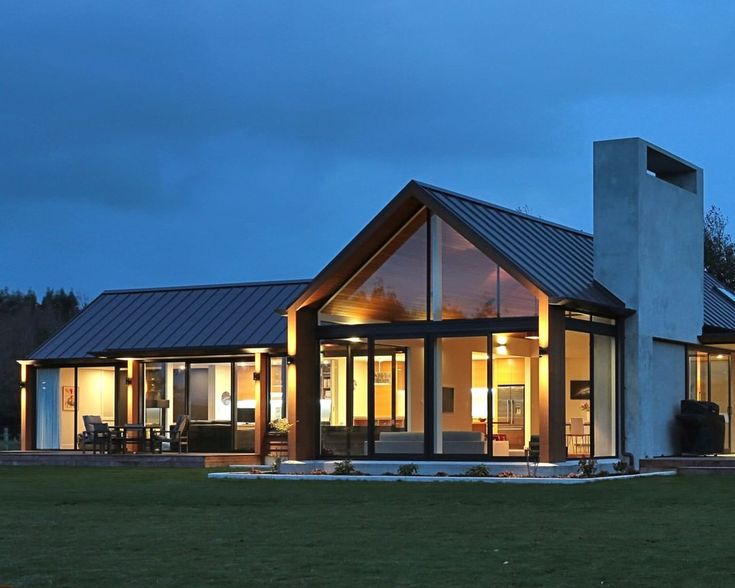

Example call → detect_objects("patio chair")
153 415 190 454
78 416 121 454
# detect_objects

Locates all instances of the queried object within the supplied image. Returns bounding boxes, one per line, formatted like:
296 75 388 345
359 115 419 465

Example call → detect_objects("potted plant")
266 418 290 457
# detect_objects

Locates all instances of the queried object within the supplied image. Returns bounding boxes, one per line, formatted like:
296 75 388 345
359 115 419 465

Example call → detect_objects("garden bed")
210 468 676 484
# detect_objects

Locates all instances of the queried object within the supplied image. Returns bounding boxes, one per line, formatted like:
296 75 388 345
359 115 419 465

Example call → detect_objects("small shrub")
497 471 515 478
397 463 419 476
310 469 328 475
577 457 598 477
435 471 448 477
332 460 360 475
271 457 283 474
464 464 491 477
613 459 629 474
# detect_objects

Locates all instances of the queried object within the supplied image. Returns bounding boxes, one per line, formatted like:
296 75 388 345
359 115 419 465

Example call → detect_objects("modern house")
18 138 735 465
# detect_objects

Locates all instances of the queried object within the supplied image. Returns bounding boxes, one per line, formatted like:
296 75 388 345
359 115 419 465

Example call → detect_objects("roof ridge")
102 279 312 295
414 180 593 239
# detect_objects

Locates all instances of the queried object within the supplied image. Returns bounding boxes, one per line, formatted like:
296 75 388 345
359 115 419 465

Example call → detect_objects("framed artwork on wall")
442 387 455 413
570 380 591 400
62 386 75 411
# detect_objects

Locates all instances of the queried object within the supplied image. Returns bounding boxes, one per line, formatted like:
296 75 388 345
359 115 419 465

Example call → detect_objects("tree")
0 289 81 437
704 205 735 290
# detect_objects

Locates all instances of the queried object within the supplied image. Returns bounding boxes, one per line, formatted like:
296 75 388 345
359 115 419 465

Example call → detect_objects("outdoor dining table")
116 424 161 454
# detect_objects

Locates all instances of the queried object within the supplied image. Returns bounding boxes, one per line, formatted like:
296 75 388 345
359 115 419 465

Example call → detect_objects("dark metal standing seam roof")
29 280 310 360
418 183 625 309
703 272 735 331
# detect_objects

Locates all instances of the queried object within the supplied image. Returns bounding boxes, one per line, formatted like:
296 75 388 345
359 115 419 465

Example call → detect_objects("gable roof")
417 182 624 310
292 180 626 314
703 272 735 332
29 279 310 361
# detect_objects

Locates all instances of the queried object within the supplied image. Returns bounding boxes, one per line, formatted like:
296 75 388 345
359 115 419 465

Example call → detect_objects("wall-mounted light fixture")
253 372 261 382
125 377 133 386
538 347 549 356
286 355 295 365
19 381 26 390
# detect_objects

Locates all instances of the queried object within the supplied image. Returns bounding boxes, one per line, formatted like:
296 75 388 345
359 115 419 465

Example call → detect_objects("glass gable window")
439 220 537 319
320 211 428 324
320 212 538 325
440 221 498 319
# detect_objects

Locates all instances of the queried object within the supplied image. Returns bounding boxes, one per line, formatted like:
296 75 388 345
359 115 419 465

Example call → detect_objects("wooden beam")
288 307 318 460
20 365 36 450
539 301 566 462
255 353 268 457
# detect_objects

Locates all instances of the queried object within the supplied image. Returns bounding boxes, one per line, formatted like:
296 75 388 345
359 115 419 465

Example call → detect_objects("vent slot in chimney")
646 146 697 194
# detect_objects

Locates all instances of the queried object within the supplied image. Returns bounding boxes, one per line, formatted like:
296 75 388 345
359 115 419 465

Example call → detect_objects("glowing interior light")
496 345 509 355
496 335 509 345
470 387 489 419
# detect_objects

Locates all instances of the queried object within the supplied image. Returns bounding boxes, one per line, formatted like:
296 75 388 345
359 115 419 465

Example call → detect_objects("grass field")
1 467 734 587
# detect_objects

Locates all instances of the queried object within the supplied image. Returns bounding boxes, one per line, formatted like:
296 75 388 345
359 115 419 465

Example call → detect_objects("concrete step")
677 466 735 476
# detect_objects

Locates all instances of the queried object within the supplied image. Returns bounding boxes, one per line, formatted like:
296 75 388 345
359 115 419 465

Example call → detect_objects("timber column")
287 306 319 460
539 301 566 463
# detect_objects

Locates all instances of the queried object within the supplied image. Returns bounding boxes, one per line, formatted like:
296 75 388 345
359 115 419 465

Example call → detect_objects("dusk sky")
3 2 735 302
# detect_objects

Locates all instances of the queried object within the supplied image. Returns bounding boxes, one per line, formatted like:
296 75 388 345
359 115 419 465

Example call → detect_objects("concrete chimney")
593 138 703 460
593 138 703 340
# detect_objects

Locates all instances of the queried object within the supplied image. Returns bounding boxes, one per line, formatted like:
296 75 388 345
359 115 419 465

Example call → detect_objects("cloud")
2 1 734 212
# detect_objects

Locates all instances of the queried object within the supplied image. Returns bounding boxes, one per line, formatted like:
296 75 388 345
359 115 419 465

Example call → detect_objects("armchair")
153 415 190 454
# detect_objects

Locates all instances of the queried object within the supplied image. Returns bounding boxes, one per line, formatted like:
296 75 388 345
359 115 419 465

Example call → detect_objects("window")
320 212 538 325
320 211 428 324
565 331 617 458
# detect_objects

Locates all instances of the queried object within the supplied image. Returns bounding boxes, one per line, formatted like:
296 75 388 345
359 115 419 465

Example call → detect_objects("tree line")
0 289 80 437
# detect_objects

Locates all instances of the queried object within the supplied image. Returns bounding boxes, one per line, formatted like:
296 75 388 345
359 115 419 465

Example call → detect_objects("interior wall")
76 368 115 433
439 338 483 432
214 364 232 421
564 331 591 426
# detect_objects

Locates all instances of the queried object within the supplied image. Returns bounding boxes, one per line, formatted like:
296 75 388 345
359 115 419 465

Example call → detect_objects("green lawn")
1 468 734 587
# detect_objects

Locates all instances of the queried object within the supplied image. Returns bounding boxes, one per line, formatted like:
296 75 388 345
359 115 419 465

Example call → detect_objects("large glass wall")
374 339 424 454
491 333 538 456
188 362 233 452
234 361 256 452
145 362 185 429
565 331 591 457
687 349 732 452
320 340 369 456
565 330 617 458
440 221 537 319
319 212 540 325
317 333 546 458
269 357 287 424
593 334 616 457
435 336 487 454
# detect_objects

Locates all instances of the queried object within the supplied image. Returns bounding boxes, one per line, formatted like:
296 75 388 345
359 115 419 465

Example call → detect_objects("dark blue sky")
3 2 735 302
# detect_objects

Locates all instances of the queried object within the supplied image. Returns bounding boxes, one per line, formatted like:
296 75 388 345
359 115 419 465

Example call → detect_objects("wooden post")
255 353 269 457
20 364 36 450
129 360 141 424
539 302 566 463
288 307 318 460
